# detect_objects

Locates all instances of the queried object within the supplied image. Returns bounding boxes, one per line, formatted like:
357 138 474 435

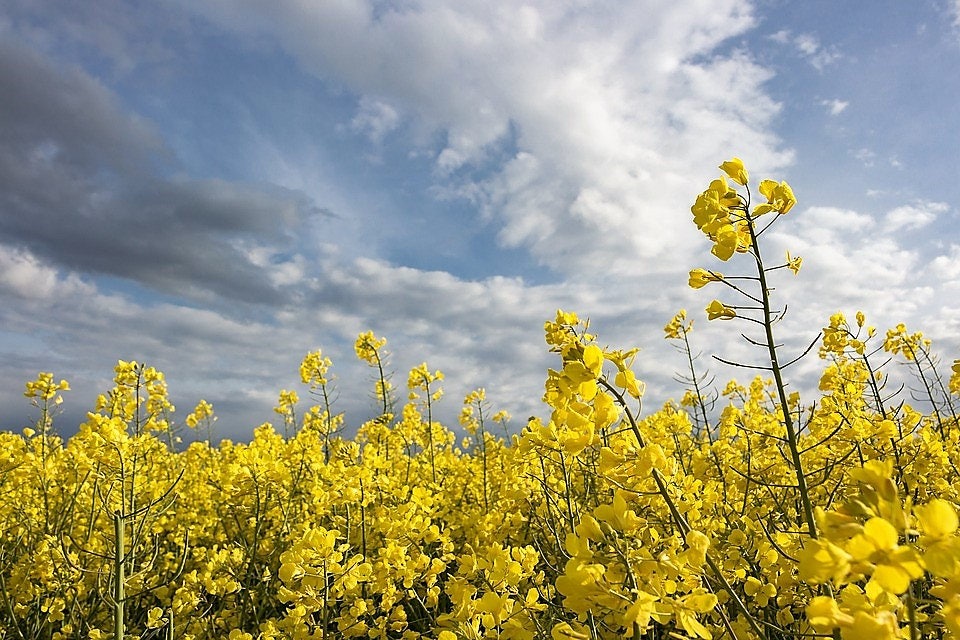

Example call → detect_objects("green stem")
113 510 125 640
746 211 818 541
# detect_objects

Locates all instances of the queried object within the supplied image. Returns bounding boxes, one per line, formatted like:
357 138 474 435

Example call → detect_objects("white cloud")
883 201 947 232
0 244 93 300
178 0 788 278
796 33 841 69
853 147 876 166
351 96 402 143
821 98 848 115
930 244 960 281
768 29 791 44
769 30 841 70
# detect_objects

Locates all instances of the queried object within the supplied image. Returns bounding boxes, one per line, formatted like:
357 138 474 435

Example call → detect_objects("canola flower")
2 160 960 640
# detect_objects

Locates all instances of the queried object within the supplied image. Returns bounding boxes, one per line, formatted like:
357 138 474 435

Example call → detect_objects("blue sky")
2 0 960 440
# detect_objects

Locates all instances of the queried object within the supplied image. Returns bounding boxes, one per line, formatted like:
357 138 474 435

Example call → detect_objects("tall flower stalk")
690 158 820 541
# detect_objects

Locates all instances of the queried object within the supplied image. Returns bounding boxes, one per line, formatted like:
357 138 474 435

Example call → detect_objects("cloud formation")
0 39 327 307
2 1 959 442
180 0 791 278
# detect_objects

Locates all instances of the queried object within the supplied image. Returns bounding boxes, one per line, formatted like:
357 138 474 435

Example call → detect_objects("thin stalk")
746 210 819 541
113 510 125 640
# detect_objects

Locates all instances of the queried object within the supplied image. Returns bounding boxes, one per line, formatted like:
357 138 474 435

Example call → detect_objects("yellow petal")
719 157 748 186
916 499 959 539
863 517 898 551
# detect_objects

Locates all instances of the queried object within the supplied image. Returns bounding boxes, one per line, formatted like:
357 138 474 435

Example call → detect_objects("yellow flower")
719 157 749 186
146 607 165 629
705 300 736 320
785 251 802 274
688 268 724 289
950 359 960 395
844 610 899 640
758 179 797 214
185 399 214 429
582 344 604 378
594 492 642 533
685 530 710 567
664 309 691 339
916 499 959 539
551 621 590 639
23 372 70 401
846 517 924 594
623 591 659 631
299 349 332 386
273 389 299 415
806 596 852 631
798 539 852 585
354 330 387 364
711 223 740 261
916 499 960 577
943 595 960 637
614 368 644 399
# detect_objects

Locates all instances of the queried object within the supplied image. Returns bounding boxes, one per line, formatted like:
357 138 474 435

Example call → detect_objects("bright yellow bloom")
691 177 739 234
711 223 740 261
623 591 660 631
719 157 749 186
274 389 299 414
785 251 802 274
688 268 724 289
685 530 710 567
806 596 851 631
798 539 852 585
23 372 70 400
845 517 924 594
664 309 692 339
408 362 443 390
354 330 387 364
950 359 960 395
551 622 590 640
614 367 644 399
758 179 797 215
916 499 959 539
185 399 215 429
299 349 332 386
943 595 960 637
705 300 736 320
844 610 899 640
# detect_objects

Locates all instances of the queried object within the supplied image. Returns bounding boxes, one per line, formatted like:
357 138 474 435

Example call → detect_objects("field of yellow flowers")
4 161 960 640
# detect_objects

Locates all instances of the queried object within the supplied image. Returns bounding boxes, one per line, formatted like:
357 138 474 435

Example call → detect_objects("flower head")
705 300 736 321
688 268 724 289
719 157 749 186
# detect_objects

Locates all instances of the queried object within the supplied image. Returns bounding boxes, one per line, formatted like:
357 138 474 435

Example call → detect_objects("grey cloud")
0 38 329 306
0 39 163 175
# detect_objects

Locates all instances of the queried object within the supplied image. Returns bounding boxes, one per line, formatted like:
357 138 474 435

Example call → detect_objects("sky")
3 0 960 442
